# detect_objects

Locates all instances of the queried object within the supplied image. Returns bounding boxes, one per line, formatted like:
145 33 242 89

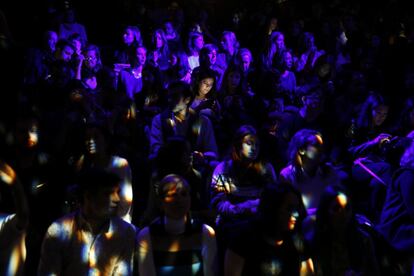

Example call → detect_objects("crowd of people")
1 0 414 274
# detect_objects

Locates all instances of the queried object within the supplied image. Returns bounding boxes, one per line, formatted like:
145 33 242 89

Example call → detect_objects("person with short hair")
38 168 136 275
137 174 217 276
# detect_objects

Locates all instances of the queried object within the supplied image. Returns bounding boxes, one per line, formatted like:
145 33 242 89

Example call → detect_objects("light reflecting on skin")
111 158 128 168
337 192 348 208
288 211 299 231
168 240 180 252
315 134 323 145
302 195 310 209
105 230 113 240
138 239 150 263
28 126 38 148
262 260 282 275
7 233 26 276
89 248 97 268
191 121 202 136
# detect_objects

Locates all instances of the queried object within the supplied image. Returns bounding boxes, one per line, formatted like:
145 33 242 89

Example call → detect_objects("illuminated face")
207 49 217 65
240 134 259 160
228 71 241 89
155 33 163 49
275 34 285 50
198 78 214 97
164 22 174 35
372 105 388 126
136 47 147 66
86 185 121 218
328 193 352 229
84 50 98 68
278 192 301 232
221 34 232 52
60 45 74 62
241 54 251 72
194 36 204 51
161 181 191 219
284 52 293 69
71 39 82 54
16 119 39 149
302 135 323 162
123 29 135 45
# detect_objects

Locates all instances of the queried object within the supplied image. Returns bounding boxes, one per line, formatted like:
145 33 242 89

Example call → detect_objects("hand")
372 133 392 146
0 161 17 186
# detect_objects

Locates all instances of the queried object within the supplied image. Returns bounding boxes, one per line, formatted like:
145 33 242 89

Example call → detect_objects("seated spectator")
313 185 379 275
377 136 414 266
224 184 313 276
38 168 136 275
137 174 217 276
73 121 133 223
187 32 204 71
349 93 393 221
280 129 341 216
149 81 218 168
113 26 144 65
190 68 221 122
147 29 171 72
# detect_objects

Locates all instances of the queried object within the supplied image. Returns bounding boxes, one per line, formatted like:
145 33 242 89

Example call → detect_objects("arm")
137 227 156 276
0 161 29 230
210 163 258 217
224 249 244 276
300 258 315 276
37 223 65 275
202 224 217 276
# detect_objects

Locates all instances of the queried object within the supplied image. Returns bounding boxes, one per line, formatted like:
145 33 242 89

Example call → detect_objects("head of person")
167 81 193 113
163 20 176 38
399 96 414 132
68 33 83 54
43 30 58 52
232 125 260 162
221 31 239 54
133 46 147 67
157 174 191 219
188 31 204 54
301 32 316 52
83 120 112 156
237 48 253 72
83 44 102 70
223 65 243 92
300 87 324 112
273 48 293 72
315 185 353 234
77 168 121 219
199 44 218 67
357 92 389 129
55 39 75 62
288 129 324 167
123 26 142 47
14 111 40 150
194 68 216 99
152 29 168 50
258 184 306 237
270 31 285 52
